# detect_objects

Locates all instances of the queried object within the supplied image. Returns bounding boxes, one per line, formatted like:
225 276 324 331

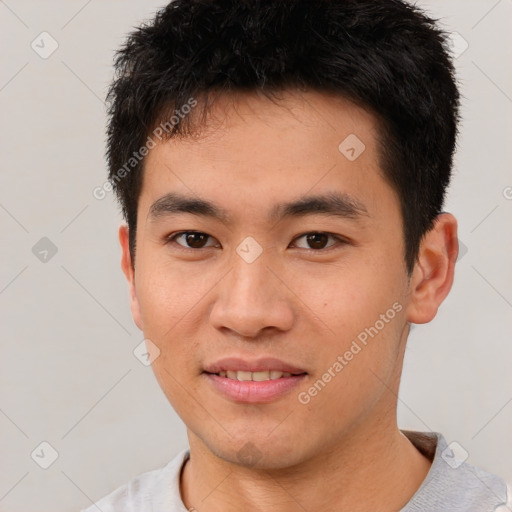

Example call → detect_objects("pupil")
187 233 207 248
307 233 328 249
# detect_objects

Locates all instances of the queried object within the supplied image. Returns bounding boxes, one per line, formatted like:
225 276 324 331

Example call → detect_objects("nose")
209 252 295 339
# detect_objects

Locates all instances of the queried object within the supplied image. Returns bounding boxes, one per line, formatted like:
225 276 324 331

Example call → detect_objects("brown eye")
306 233 329 249
293 232 342 251
169 231 218 249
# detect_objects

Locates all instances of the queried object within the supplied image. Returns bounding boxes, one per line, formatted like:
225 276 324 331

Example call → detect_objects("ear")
119 224 143 330
406 213 458 324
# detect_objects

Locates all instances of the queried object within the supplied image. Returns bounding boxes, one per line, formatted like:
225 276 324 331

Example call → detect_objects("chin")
199 427 312 470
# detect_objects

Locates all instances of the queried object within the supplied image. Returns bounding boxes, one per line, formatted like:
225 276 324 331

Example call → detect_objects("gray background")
0 1 511 510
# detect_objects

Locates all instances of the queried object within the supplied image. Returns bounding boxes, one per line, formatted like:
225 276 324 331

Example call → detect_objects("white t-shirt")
80 431 510 512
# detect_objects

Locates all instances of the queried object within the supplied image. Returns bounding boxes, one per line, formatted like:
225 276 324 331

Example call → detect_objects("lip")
204 373 307 403
203 357 307 374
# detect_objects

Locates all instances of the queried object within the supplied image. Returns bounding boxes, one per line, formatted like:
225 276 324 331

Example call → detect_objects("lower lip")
204 373 307 403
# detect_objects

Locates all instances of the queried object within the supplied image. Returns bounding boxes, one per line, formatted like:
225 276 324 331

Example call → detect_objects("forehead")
139 90 398 225
164 89 380 162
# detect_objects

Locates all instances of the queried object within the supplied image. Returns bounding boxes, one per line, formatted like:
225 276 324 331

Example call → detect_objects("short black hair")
106 0 460 273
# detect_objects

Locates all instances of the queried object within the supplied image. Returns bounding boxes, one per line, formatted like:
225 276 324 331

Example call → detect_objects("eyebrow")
148 191 369 224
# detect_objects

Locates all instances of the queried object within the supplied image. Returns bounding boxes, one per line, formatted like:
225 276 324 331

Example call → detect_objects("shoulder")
79 449 190 512
403 431 510 512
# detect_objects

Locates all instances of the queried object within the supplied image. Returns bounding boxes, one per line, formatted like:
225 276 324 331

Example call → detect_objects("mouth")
203 370 308 404
204 370 307 381
202 357 308 403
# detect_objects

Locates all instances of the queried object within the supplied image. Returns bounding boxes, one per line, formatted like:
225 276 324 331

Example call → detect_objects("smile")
212 370 305 381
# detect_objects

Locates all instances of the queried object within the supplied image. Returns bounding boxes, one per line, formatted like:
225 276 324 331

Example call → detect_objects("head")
109 0 460 467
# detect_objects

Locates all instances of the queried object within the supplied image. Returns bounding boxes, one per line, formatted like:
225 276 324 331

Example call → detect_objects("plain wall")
0 1 511 510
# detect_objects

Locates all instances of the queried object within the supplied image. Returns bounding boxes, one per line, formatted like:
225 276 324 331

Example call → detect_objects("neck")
180 415 432 512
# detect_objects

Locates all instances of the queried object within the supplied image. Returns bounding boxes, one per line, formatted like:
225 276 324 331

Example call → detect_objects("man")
83 0 509 510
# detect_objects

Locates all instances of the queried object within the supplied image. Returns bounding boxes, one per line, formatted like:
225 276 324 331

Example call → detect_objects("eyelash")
164 231 349 253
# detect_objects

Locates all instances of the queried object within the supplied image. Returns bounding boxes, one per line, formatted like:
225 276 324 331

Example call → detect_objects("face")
120 90 436 469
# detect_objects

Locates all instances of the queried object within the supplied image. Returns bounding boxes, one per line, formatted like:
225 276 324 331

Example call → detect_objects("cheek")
294 254 406 392
133 263 205 386
296 304 406 432
296 254 404 336
135 256 206 333
135 261 205 408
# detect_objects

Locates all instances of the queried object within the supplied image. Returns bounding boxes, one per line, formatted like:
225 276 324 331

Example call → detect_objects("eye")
165 231 347 252
166 231 219 250
291 232 345 251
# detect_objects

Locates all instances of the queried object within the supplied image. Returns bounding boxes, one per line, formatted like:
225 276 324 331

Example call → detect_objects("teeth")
216 370 298 381
237 371 252 381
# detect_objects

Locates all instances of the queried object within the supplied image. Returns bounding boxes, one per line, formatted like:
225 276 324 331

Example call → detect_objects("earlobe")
406 213 458 324
119 225 143 330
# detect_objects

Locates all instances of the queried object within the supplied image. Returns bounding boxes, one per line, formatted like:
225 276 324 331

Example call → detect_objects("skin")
119 90 458 511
